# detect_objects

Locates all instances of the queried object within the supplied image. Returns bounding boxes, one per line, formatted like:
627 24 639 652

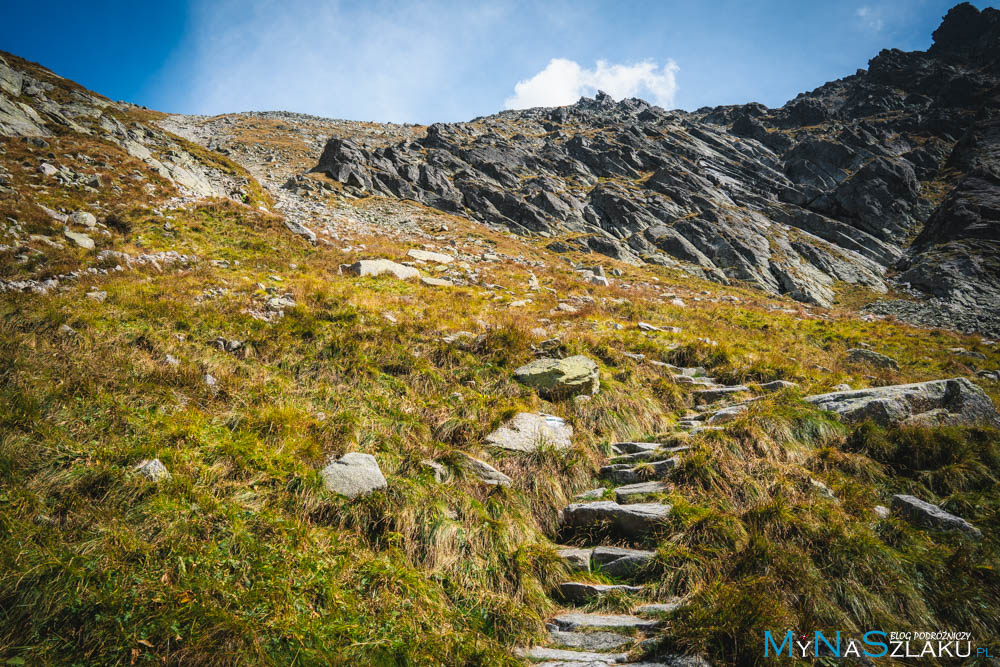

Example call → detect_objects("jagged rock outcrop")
805 377 1000 427
305 3 1000 326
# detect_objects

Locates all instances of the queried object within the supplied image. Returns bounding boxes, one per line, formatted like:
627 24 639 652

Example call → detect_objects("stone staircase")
520 431 719 666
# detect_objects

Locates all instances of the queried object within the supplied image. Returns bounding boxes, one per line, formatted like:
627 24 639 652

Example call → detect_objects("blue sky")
1 1 994 123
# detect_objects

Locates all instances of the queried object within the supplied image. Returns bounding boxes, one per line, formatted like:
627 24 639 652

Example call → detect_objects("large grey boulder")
485 412 573 452
563 501 671 538
321 452 387 498
891 494 982 539
340 259 419 280
514 355 599 398
804 377 1000 427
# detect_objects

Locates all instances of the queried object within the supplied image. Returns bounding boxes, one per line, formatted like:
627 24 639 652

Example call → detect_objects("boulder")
563 501 671 538
707 404 747 424
340 259 419 280
63 229 94 250
419 276 452 287
804 377 1000 427
457 453 512 486
321 452 387 498
132 458 170 481
891 494 982 539
847 348 900 370
484 412 573 452
284 219 317 243
513 355 599 398
68 211 97 228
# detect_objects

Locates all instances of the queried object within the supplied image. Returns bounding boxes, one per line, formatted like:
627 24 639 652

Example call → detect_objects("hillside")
1 4 999 666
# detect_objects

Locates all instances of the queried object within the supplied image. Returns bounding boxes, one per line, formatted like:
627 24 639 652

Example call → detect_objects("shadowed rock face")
308 3 1000 328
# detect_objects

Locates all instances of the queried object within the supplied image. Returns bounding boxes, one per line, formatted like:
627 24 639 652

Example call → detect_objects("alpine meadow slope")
1 3 999 666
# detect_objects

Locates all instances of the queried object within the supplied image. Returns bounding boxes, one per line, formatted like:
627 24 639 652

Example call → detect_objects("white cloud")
504 58 679 110
856 6 884 31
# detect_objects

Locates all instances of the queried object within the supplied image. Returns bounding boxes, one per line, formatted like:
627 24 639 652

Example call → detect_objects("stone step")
635 600 684 616
592 546 656 578
575 488 606 501
611 447 689 465
614 481 670 503
523 646 629 663
557 547 593 571
563 501 672 539
600 457 679 485
559 582 644 603
612 441 666 455
550 612 661 632
693 386 750 402
547 629 634 651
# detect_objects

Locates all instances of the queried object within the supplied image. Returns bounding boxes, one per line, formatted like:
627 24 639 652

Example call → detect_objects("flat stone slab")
706 405 746 424
550 612 660 632
693 386 750 402
557 547 592 571
760 380 798 391
592 546 655 578
559 582 644 603
458 453 512 486
515 355 600 399
547 630 633 651
524 646 629 663
805 378 1000 427
891 494 982 539
407 248 454 264
635 600 684 616
321 452 387 498
615 481 670 503
575 488 606 500
612 442 665 454
340 259 419 280
563 501 671 538
600 457 679 485
612 447 689 464
486 412 573 452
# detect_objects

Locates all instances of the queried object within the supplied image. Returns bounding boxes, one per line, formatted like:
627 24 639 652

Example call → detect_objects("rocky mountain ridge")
306 3 1000 334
